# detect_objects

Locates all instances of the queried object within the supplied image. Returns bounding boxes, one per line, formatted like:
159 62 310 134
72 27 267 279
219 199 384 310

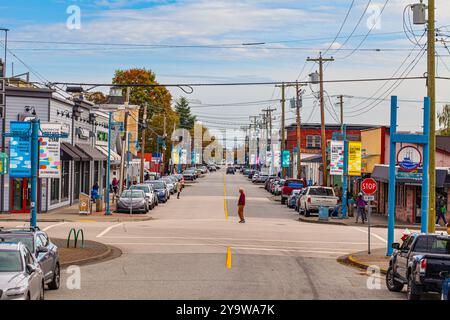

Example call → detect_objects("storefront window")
82 162 90 194
74 162 81 200
50 179 60 204
61 161 70 201
94 161 100 187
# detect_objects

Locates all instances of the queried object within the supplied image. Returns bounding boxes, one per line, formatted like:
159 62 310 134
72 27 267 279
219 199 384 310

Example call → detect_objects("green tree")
438 104 450 136
175 97 196 130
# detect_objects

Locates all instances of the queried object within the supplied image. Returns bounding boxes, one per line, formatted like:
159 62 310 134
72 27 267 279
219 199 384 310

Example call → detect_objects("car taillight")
419 259 427 274
307 196 311 203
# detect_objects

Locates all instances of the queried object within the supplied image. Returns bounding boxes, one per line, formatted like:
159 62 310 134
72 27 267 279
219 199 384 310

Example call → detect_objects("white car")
0 242 45 300
298 186 339 217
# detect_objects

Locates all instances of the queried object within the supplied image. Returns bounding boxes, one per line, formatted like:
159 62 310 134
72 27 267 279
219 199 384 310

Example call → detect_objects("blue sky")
1 0 450 131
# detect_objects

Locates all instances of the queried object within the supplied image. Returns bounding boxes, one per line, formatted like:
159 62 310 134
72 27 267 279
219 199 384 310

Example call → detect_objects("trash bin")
318 206 329 221
96 197 103 212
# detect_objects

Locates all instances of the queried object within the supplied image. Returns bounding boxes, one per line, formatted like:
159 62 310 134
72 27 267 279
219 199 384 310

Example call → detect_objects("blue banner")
282 150 290 168
9 122 32 178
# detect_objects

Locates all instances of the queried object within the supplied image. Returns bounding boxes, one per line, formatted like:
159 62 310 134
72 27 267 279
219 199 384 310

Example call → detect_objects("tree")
175 97 196 130
85 91 107 104
438 104 450 136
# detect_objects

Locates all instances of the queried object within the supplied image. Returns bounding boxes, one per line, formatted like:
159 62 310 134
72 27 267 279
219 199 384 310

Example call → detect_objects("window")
74 162 81 200
306 135 321 149
50 178 60 204
61 161 70 201
82 162 90 194
38 234 49 247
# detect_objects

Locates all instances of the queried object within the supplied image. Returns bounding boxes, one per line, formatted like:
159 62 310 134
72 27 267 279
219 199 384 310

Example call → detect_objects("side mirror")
26 264 37 274
391 243 400 250
37 246 49 254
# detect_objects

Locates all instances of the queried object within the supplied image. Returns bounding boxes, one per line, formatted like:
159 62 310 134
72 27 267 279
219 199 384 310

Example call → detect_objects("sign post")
362 178 378 255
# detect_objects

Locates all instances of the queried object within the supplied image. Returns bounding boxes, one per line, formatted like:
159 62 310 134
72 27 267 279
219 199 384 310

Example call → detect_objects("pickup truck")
386 233 450 300
297 186 338 217
280 179 307 205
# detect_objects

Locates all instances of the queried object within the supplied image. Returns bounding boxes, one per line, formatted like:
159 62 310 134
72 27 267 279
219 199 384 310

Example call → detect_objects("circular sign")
397 146 422 172
361 178 377 195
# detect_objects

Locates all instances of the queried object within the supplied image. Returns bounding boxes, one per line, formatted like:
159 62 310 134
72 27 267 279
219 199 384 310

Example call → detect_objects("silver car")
130 184 157 209
0 242 45 300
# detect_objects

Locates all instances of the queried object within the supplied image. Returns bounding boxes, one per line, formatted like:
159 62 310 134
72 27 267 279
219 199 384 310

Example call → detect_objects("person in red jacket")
238 188 246 223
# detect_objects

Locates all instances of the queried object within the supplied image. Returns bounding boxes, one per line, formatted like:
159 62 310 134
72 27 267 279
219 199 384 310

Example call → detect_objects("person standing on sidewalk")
238 188 246 224
436 195 448 226
355 193 367 224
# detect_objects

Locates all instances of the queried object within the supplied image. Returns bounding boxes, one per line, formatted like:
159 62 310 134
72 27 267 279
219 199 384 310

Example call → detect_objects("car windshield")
292 190 301 195
413 236 450 254
148 181 165 189
309 188 334 196
0 250 23 272
121 191 144 199
0 235 34 253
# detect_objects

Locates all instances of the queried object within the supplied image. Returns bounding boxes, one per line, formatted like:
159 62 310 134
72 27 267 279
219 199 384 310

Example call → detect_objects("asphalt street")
3 170 406 300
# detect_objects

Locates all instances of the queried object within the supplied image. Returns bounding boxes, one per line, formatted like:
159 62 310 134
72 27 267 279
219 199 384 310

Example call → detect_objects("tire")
386 267 404 292
406 276 421 300
281 198 286 205
305 205 311 217
48 263 60 290
39 282 45 300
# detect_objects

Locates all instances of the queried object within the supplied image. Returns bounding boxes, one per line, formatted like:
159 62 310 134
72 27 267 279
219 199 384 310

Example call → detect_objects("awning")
75 144 107 161
96 146 120 165
62 142 90 161
372 165 448 188
61 142 81 161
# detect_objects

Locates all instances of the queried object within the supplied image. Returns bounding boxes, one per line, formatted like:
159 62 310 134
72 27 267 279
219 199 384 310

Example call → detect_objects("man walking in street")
436 195 448 226
176 181 182 199
355 193 367 224
238 188 246 224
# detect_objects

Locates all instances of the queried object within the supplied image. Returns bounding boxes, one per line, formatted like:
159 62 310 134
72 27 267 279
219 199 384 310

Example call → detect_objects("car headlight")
6 285 28 297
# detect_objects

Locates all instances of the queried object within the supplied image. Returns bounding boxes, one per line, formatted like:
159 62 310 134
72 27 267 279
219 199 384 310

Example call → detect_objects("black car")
0 227 60 290
386 233 450 300
226 167 235 175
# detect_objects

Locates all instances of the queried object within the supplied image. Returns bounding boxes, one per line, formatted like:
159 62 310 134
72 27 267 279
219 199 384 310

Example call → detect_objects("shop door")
10 178 31 213
414 187 422 224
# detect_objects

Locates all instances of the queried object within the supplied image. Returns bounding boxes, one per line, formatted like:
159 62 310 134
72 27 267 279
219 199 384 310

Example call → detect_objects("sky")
1 0 450 134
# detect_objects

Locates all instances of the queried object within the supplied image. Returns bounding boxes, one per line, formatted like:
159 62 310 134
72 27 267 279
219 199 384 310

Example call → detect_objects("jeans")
436 214 448 225
356 207 366 223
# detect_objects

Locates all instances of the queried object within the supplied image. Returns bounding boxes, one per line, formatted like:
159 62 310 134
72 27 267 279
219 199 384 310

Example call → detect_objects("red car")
281 179 307 205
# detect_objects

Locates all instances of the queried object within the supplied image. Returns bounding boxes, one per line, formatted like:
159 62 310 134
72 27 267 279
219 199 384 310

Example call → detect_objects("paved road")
3 170 405 300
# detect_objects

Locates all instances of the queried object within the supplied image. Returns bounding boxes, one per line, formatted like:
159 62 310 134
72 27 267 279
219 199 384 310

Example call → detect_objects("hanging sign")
9 122 32 178
348 141 362 177
330 141 344 176
172 149 179 165
0 153 8 175
397 146 421 172
282 150 290 168
39 123 61 178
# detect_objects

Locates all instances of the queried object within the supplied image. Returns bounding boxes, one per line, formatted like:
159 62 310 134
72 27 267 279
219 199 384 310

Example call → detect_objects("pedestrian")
436 195 448 226
176 181 182 199
112 177 119 195
355 193 367 224
144 172 150 181
238 187 246 224
91 182 100 202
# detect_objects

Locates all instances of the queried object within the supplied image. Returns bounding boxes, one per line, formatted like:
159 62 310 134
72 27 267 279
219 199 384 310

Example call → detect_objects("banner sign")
348 141 362 177
330 141 344 176
274 151 280 168
172 149 179 165
39 123 61 178
9 122 32 178
180 149 187 165
397 146 421 172
282 150 290 168
0 152 8 175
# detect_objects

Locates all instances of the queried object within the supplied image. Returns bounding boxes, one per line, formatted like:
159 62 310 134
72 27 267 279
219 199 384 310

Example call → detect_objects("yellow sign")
172 149 180 165
348 141 362 176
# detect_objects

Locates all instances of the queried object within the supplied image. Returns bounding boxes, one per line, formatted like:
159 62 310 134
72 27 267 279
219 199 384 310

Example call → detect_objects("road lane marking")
42 222 68 231
352 227 387 243
96 223 123 238
226 247 232 269
223 174 229 219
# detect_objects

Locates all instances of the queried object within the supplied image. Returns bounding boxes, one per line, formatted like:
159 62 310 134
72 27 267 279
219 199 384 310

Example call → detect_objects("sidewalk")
338 248 390 274
0 203 154 223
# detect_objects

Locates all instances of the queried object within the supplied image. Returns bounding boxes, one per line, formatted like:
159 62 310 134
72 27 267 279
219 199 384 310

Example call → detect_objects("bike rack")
67 228 85 248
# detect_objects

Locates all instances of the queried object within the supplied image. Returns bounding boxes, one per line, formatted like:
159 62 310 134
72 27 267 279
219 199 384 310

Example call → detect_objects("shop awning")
96 146 121 165
372 165 448 187
75 144 107 161
62 142 90 161
61 142 81 161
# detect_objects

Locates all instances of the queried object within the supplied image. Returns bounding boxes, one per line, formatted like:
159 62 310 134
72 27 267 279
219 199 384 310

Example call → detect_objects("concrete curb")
298 216 347 226
337 253 388 275
60 245 122 269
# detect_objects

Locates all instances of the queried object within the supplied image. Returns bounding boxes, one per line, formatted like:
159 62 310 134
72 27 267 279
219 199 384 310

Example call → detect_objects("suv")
280 179 307 205
0 227 60 291
386 233 450 300
226 167 235 175
0 242 45 300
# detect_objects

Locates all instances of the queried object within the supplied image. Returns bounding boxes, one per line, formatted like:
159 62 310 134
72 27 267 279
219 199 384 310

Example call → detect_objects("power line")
323 0 355 56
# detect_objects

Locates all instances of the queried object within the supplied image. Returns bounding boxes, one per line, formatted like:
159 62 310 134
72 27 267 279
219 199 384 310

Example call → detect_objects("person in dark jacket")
436 195 448 226
238 188 246 224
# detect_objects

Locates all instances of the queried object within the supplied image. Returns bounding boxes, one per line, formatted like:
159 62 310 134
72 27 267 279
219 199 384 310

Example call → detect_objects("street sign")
397 146 421 172
348 141 362 176
364 195 375 202
330 141 344 176
361 178 377 195
9 122 32 178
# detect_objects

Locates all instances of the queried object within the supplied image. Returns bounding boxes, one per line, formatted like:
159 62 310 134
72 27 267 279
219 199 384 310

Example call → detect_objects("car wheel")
39 282 45 300
281 198 286 205
305 206 311 217
48 263 60 290
406 276 421 300
386 267 404 292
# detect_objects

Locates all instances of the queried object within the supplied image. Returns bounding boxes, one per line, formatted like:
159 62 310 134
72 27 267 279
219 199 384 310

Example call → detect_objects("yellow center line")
226 246 232 269
223 173 229 220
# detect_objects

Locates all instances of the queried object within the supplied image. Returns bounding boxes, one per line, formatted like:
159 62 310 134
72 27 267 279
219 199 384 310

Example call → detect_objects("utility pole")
295 81 302 179
140 106 148 183
119 87 130 195
307 53 334 186
427 0 436 233
338 95 344 130
249 116 259 169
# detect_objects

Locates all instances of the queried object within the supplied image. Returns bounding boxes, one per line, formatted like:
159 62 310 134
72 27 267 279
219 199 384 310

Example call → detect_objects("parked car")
130 184 157 209
297 186 338 216
200 166 208 174
208 165 217 172
146 180 170 203
116 190 149 214
243 169 251 176
0 227 60 290
386 233 450 300
0 242 45 300
273 180 285 196
183 170 197 181
253 173 269 184
280 179 308 205
248 170 257 180
162 177 175 194
226 167 236 175
287 190 302 209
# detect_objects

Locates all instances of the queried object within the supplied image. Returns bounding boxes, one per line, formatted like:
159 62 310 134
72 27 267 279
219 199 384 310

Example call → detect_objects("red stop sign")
361 178 377 195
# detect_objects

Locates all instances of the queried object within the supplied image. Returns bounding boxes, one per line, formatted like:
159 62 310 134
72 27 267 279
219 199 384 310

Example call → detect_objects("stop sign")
361 178 377 195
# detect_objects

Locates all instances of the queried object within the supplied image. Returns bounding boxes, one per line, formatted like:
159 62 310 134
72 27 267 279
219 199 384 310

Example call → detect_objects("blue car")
145 180 169 203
